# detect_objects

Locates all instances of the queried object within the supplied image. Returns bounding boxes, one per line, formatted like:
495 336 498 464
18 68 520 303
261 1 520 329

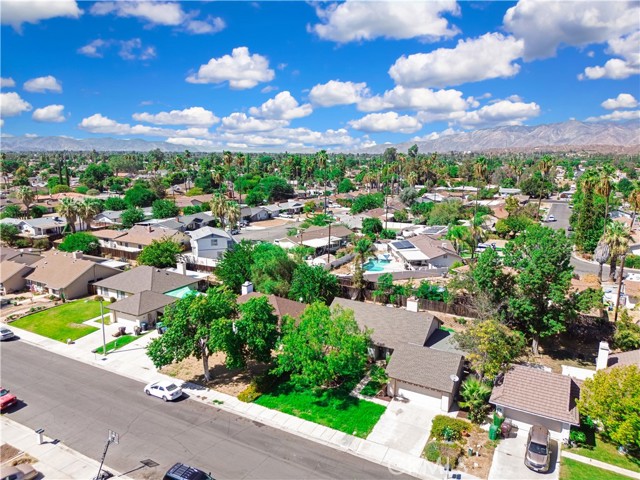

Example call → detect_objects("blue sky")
1 0 639 152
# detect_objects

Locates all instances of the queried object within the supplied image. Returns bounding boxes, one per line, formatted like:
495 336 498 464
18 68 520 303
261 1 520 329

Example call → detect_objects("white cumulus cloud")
309 80 370 107
186 47 275 89
0 92 32 117
349 112 422 134
602 93 638 110
1 77 16 88
166 137 214 147
309 0 459 43
249 91 312 120
586 110 640 122
357 86 471 113
580 31 640 80
118 39 156 61
220 113 287 132
32 104 65 122
78 39 110 58
23 75 62 93
389 33 524 88
504 0 639 61
132 107 219 126
456 100 540 128
2 0 82 31
78 114 131 134
185 16 225 35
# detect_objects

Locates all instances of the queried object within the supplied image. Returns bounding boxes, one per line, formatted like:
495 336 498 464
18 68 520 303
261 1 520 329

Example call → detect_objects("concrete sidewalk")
563 451 640 479
1 417 131 479
8 323 481 480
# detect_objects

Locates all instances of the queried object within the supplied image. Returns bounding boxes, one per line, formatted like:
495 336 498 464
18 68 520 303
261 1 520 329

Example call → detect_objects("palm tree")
596 166 615 235
446 225 469 254
56 197 80 233
458 377 492 423
316 150 328 214
16 186 35 218
603 221 631 282
78 198 103 231
352 238 372 300
536 156 554 220
210 194 227 229
226 201 240 230
467 216 488 259
594 240 610 283
627 182 640 229
473 157 487 220
406 171 418 189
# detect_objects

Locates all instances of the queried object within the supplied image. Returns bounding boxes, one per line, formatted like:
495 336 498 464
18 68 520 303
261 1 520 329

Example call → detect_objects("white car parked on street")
144 380 183 402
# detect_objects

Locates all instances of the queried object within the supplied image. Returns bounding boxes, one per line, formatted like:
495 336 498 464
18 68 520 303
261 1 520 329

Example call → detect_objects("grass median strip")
560 457 631 480
11 300 101 342
254 382 385 438
94 335 140 354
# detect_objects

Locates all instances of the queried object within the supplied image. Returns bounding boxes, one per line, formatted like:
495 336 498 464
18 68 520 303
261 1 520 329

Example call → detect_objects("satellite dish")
450 374 460 383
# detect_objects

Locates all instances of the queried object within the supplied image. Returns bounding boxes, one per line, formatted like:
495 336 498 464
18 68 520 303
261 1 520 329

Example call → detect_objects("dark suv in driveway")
525 425 551 472
163 463 215 480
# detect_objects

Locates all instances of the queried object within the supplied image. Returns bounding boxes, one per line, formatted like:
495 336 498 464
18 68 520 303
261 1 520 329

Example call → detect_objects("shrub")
86 188 100 196
238 371 282 402
625 254 640 269
380 229 396 240
238 384 262 403
613 310 640 351
32 238 50 250
14 239 31 248
431 415 472 442
569 429 587 445
424 441 463 467
75 186 89 194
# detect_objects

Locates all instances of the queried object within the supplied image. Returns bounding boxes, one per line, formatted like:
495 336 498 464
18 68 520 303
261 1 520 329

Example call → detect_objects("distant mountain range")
1 120 638 154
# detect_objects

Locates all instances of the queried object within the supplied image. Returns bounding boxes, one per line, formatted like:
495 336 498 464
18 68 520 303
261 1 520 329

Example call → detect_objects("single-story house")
94 225 190 260
499 187 522 197
93 265 199 325
331 297 463 411
241 206 271 223
0 247 42 265
93 210 123 227
489 365 581 441
25 252 121 299
138 212 215 232
0 260 35 294
17 217 68 238
388 235 462 270
285 225 353 256
237 284 307 326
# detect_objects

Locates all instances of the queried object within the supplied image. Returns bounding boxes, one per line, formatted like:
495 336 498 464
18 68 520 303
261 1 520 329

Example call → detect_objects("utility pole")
96 430 118 480
326 222 332 265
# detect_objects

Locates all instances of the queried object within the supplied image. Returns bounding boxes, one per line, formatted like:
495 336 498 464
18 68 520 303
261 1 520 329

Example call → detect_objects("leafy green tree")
250 243 297 297
147 288 236 381
350 193 384 214
275 303 369 388
289 264 339 304
503 225 574 354
337 178 355 193
578 365 640 449
373 273 394 304
411 201 434 218
380 229 396 239
362 217 383 237
51 184 71 194
495 215 535 238
426 200 464 225
124 185 157 208
80 163 113 190
399 187 418 206
104 196 127 211
472 247 514 310
210 296 279 369
458 377 493 423
617 178 634 198
152 199 180 219
216 240 255 293
613 310 640 351
0 223 20 246
258 176 294 202
0 205 23 219
137 239 182 268
16 186 35 217
58 232 99 254
454 319 525 380
30 205 47 218
120 207 145 228
393 209 408 223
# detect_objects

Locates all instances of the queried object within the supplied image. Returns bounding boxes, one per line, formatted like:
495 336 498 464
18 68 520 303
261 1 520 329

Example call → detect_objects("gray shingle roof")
386 343 464 394
330 297 437 349
0 260 34 284
189 226 234 241
489 365 580 425
237 292 307 320
608 349 640 368
107 291 176 316
93 265 197 295
26 254 120 289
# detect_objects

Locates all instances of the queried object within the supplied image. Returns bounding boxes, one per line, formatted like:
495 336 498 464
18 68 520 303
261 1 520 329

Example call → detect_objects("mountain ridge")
1 120 638 154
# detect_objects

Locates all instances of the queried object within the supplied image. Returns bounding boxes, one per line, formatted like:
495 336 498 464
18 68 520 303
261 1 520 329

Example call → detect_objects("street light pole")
99 297 106 357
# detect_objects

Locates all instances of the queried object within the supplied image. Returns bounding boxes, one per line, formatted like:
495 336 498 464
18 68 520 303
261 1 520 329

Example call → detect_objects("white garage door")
502 408 563 437
397 385 443 409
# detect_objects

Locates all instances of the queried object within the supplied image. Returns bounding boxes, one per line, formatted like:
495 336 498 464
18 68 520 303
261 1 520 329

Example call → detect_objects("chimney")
73 251 83 260
406 296 419 313
177 261 187 275
596 341 610 370
241 281 254 296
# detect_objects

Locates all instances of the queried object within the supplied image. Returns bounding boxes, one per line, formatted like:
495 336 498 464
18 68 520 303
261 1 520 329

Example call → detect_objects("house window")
117 290 125 299
210 238 218 247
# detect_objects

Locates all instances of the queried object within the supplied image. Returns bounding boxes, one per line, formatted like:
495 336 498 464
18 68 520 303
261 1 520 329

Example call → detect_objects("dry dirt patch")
0 444 37 466
456 427 497 479
160 351 269 396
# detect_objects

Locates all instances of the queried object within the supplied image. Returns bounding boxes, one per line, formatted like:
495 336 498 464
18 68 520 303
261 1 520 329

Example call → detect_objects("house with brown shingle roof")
0 260 35 294
388 235 462 270
25 252 121 300
237 284 307 327
489 365 581 441
331 297 464 411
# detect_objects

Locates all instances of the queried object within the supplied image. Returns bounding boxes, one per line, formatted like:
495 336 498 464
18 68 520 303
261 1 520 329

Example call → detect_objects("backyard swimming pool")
363 259 391 272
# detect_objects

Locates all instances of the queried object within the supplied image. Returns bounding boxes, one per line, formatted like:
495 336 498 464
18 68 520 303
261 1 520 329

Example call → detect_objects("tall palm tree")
226 201 241 230
406 171 418 189
56 197 80 233
594 240 610 283
603 221 631 282
352 238 372 301
596 165 615 236
16 186 35 218
473 157 487 220
210 194 227 229
467 216 488 259
78 198 103 231
446 225 469 254
536 156 554 220
627 182 640 229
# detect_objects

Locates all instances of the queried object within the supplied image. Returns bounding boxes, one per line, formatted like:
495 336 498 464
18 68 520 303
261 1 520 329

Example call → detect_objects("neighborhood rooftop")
93 265 196 295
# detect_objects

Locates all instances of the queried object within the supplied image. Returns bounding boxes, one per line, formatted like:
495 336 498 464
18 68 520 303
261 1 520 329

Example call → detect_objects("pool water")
363 259 391 272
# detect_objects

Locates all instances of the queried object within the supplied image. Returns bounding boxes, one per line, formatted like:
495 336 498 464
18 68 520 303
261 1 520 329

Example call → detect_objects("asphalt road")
546 202 572 232
1 341 409 480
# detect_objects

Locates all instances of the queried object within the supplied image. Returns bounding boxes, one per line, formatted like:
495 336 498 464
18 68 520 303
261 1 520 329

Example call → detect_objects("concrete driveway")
489 427 560 480
366 397 439 457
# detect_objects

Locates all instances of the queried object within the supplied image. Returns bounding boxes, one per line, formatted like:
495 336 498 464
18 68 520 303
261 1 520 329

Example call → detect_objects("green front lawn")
254 382 386 438
571 435 640 473
560 458 631 480
94 335 140 354
11 300 101 342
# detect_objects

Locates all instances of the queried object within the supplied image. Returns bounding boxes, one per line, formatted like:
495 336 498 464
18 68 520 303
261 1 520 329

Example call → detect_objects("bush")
424 441 463 467
238 384 262 403
14 239 31 248
570 429 587 445
431 415 472 442
32 238 50 250
86 188 100 196
238 371 282 403
625 254 640 269
380 229 396 240
613 310 640 351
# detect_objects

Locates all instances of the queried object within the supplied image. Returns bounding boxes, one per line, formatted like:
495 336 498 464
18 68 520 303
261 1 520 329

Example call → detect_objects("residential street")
1 340 409 480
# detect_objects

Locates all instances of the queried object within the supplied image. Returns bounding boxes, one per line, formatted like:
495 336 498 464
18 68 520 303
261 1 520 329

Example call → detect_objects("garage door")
397 383 443 409
503 408 563 437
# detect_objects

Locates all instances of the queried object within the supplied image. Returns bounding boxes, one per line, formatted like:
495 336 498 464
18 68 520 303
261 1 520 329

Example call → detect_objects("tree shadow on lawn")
272 381 363 411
